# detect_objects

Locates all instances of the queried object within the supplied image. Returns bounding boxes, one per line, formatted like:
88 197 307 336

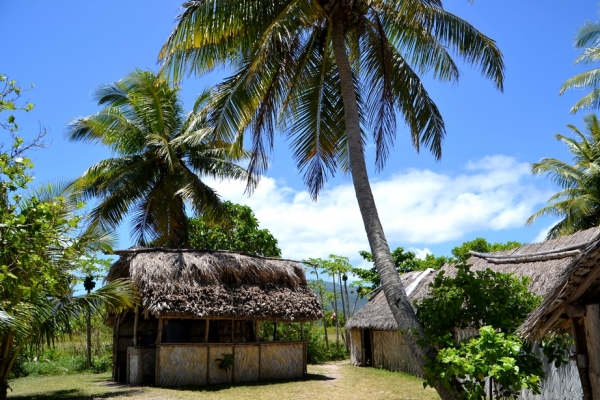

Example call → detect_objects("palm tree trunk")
0 333 11 400
330 12 463 400
332 271 340 352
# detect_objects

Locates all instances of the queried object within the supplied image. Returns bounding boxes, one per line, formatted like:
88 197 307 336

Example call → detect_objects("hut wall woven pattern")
207 346 233 384
157 346 208 387
259 343 304 381
371 331 422 377
233 345 259 382
128 353 139 385
349 329 362 366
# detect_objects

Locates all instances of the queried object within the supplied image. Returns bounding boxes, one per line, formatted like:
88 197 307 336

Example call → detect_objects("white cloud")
205 155 549 263
533 222 558 243
411 247 433 260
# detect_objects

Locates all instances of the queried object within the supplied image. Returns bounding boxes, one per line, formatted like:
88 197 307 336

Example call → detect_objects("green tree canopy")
527 114 600 238
0 76 135 400
450 238 522 262
66 69 251 248
187 201 281 257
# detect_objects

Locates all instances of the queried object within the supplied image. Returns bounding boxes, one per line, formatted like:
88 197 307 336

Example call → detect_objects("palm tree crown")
528 114 600 238
159 0 504 197
66 70 251 247
560 18 600 113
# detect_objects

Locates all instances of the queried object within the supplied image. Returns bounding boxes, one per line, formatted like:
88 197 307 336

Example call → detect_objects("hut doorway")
362 329 372 367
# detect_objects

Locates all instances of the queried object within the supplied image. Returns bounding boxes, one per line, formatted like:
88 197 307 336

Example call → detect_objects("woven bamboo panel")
157 345 208 387
260 343 303 381
372 331 422 377
233 345 259 383
128 352 139 385
208 346 233 384
519 343 582 400
349 329 362 366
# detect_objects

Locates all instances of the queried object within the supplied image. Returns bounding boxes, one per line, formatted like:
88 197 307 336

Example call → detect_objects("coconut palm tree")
528 114 600 238
560 19 600 113
66 69 252 248
159 2 504 397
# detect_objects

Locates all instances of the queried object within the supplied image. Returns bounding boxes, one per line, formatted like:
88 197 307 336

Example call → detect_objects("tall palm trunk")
330 12 463 399
0 333 12 400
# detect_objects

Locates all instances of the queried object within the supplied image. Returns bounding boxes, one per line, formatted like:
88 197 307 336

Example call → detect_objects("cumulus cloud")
205 155 548 263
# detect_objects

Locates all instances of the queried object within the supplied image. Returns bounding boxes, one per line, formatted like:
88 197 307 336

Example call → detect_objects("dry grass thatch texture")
107 250 323 322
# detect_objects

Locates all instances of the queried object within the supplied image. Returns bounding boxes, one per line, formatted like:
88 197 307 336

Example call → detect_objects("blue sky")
2 1 599 268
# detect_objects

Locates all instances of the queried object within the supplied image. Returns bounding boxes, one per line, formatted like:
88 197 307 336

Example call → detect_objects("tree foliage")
0 76 136 400
560 16 600 113
187 201 281 257
527 114 600 238
414 264 568 399
66 69 251 248
450 238 521 263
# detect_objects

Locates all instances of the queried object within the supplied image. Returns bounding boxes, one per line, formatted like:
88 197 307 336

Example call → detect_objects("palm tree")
527 114 600 238
66 69 251 248
560 19 600 113
159 2 504 397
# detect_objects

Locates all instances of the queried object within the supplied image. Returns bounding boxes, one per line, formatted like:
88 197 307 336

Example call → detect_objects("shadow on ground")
8 388 144 400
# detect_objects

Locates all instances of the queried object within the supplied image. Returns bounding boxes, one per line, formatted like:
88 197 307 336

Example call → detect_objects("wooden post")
273 321 277 341
572 316 593 400
112 312 121 381
585 304 600 399
254 320 260 342
301 323 305 340
204 319 210 343
157 318 163 344
133 307 139 347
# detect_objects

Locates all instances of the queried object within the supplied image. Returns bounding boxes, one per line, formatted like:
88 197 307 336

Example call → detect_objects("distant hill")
309 280 369 315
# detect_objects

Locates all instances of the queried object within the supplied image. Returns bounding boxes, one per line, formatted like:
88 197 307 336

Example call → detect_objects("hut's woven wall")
349 329 362 366
371 331 422 378
207 346 233 384
519 342 582 400
233 345 259 382
127 349 139 385
151 342 304 387
157 345 208 387
259 343 304 380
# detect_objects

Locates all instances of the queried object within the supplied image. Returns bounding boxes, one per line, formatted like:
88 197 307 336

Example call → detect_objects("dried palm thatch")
346 227 600 338
107 249 323 322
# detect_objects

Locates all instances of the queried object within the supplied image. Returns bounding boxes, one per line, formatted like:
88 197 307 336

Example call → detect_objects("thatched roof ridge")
345 227 600 336
107 249 323 322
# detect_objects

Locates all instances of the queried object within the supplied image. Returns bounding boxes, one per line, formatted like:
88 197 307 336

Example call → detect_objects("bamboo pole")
112 312 121 381
254 320 260 342
273 321 277 341
205 319 210 343
572 317 593 400
231 320 235 343
133 307 139 346
157 318 163 344
301 323 305 340
585 304 600 399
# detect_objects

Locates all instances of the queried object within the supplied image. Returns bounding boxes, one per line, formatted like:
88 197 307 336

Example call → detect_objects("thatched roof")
346 227 600 338
107 249 323 322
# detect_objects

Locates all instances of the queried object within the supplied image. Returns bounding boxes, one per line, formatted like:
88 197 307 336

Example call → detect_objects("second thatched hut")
346 227 600 399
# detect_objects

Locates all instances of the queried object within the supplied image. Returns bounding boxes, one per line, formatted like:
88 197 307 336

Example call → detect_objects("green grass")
8 361 440 400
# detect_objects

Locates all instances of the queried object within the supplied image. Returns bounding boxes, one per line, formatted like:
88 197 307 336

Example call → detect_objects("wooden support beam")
572 317 593 400
301 323 305 340
204 319 210 343
254 320 260 342
567 304 587 318
585 304 600 399
133 307 139 347
231 320 235 343
112 312 121 381
273 321 278 341
157 318 163 344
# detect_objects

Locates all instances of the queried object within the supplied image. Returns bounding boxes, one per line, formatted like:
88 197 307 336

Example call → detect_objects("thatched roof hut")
346 227 600 400
107 248 323 387
347 227 600 336
108 248 323 322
